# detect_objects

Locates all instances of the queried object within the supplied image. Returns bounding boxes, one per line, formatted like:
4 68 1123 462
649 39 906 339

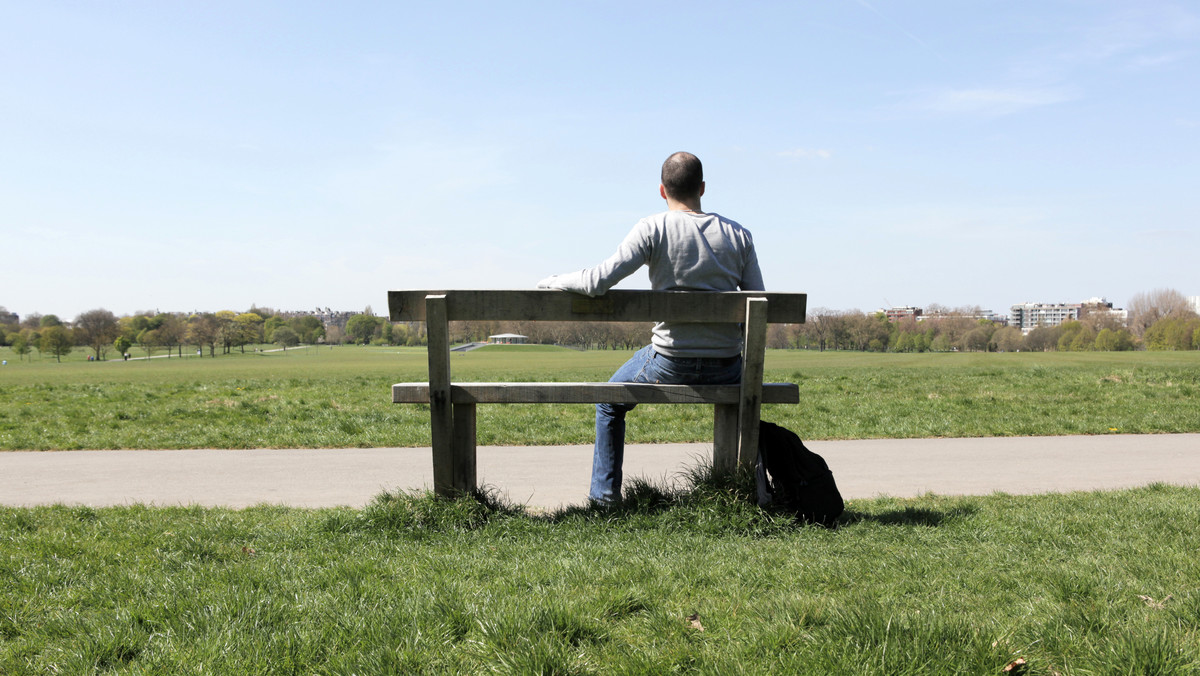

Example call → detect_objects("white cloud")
777 148 833 160
912 86 1077 117
1125 51 1189 70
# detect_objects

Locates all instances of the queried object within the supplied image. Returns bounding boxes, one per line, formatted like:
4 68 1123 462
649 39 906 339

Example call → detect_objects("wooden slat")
388 289 806 324
393 382 798 405
425 295 456 495
737 297 768 470
712 403 739 474
452 403 477 492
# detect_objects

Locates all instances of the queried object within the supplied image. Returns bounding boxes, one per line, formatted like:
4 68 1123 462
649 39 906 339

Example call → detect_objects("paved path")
2 434 1198 511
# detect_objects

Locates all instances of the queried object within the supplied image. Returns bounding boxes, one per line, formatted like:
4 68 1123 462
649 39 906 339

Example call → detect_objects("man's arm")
537 224 649 297
740 240 765 292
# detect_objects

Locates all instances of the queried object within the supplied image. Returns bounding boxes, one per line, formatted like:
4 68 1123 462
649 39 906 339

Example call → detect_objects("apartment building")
1011 298 1125 334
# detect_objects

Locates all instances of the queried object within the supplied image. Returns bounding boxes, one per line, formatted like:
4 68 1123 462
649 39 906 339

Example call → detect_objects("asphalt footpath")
2 434 1198 511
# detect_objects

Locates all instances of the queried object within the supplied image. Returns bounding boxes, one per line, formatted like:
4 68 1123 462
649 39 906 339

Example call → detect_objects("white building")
1010 302 1081 334
1011 297 1125 334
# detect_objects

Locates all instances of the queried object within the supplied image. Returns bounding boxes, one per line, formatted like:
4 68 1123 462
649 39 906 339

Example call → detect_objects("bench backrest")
388 289 806 324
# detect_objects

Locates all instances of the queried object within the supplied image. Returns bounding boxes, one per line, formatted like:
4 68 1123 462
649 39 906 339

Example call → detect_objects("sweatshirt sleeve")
739 238 765 291
537 222 651 297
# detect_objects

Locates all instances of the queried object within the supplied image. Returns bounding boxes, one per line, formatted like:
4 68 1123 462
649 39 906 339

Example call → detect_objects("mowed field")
5 346 1200 673
2 345 1198 450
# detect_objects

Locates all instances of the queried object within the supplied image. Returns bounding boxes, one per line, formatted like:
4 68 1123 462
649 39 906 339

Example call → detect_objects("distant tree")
991 326 1024 352
289 316 325 344
114 335 133 358
962 327 993 352
1024 325 1063 352
0 306 16 332
847 313 891 351
137 329 161 359
11 333 30 361
766 323 791 349
1057 321 1084 352
1069 325 1098 351
234 313 264 353
263 315 286 343
1127 288 1193 337
117 316 140 348
216 311 238 354
933 315 977 350
273 326 299 350
19 328 41 358
40 314 62 327
156 314 186 357
248 305 276 320
1143 317 1200 351
889 317 929 353
1094 328 1134 351
20 313 43 330
40 325 74 362
324 325 345 345
346 314 383 344
381 321 394 345
74 309 120 360
188 314 221 357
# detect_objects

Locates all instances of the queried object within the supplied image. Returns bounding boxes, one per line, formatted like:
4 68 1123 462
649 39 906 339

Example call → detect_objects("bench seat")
393 382 799 405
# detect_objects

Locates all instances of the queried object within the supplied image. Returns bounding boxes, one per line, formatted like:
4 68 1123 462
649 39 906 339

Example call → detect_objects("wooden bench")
389 289 807 496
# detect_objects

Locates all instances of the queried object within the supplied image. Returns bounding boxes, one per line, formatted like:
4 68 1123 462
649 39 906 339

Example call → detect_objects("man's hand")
537 275 561 289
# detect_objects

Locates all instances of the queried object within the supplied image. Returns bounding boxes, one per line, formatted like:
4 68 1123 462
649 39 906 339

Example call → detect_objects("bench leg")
713 403 739 475
430 402 455 496
452 403 477 493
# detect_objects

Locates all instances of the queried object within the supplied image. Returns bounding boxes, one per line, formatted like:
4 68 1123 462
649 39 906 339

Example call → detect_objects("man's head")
660 151 704 203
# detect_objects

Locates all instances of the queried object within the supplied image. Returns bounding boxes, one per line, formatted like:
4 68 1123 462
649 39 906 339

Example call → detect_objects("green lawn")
2 346 1198 450
4 346 1199 673
2 479 1198 674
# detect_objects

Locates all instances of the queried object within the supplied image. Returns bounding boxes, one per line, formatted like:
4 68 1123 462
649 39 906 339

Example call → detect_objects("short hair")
661 152 703 201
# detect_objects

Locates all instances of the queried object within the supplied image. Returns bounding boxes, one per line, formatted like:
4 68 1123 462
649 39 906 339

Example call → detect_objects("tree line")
1 307 329 362
785 288 1197 353
3 288 1196 361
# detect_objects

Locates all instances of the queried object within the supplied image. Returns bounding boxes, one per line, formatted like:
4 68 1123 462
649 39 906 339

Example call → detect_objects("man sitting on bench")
538 151 766 504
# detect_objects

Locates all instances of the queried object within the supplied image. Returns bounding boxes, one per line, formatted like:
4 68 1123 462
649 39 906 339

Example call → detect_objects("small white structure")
488 333 528 344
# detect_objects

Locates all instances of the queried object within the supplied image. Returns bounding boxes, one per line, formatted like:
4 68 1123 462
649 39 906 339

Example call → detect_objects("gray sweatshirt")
539 210 764 358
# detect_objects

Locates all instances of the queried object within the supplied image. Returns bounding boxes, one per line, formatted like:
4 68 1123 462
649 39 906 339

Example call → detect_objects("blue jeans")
590 345 743 503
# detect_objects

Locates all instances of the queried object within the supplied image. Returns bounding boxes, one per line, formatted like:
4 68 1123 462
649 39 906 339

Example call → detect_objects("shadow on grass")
840 504 979 528
322 458 979 538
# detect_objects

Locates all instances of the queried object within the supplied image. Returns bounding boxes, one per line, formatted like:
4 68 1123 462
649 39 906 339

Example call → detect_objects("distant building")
1189 296 1200 316
277 307 357 331
921 308 1006 324
0 309 17 326
488 333 528 344
1011 302 1081 334
884 306 922 322
1011 297 1125 334
1080 297 1127 325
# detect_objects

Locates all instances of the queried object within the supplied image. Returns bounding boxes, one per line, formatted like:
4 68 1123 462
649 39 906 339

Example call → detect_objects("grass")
2 473 1198 674
3 346 1200 450
4 346 1198 672
2 346 1199 449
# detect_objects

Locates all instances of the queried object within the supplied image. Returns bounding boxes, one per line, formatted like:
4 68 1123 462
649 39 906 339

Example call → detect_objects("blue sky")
3 1 1197 321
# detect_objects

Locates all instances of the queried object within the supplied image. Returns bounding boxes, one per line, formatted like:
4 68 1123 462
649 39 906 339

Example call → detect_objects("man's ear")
699 181 705 197
659 184 668 200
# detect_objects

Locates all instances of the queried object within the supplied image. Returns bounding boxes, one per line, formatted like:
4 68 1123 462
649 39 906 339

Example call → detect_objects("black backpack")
756 421 844 528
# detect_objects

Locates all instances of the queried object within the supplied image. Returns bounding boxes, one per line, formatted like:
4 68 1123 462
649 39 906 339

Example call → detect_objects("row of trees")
3 289 1196 359
1 307 331 362
787 288 1197 353
783 310 1145 353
